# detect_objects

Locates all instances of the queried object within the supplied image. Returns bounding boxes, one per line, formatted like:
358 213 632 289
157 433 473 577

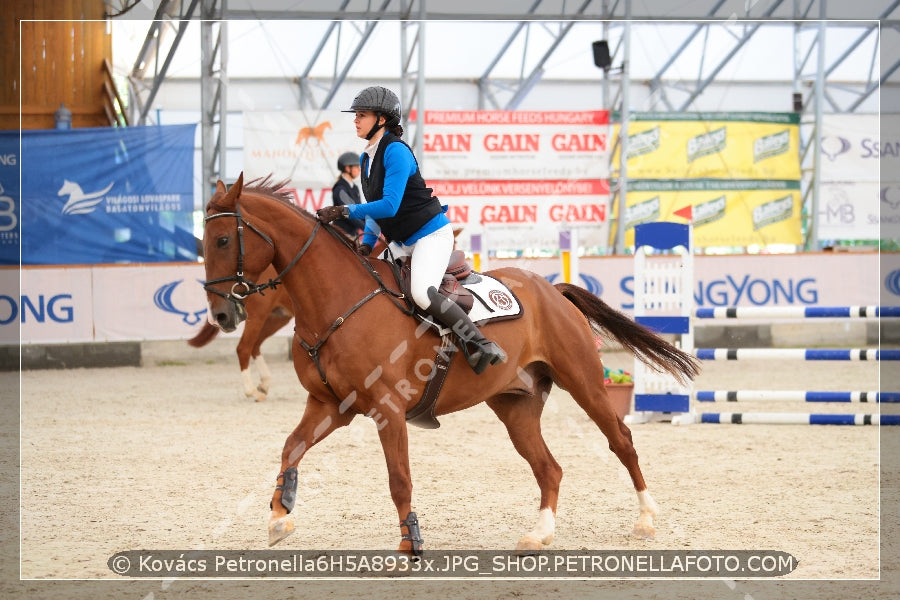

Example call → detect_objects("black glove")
316 205 349 223
357 243 373 256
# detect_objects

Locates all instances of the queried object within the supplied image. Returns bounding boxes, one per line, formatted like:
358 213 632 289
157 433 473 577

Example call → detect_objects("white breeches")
388 223 455 310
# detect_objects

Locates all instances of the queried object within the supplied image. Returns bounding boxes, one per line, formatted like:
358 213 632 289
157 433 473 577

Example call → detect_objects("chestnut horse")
188 264 293 402
201 174 700 554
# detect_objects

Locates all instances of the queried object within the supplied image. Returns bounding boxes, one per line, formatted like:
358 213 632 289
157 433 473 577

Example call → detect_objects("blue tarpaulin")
1 124 197 266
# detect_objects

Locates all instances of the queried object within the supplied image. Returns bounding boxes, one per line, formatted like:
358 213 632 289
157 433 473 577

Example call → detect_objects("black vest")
361 133 442 243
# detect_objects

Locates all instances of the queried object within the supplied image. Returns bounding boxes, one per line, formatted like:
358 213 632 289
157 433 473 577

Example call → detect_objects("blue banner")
0 132 19 266
17 124 197 265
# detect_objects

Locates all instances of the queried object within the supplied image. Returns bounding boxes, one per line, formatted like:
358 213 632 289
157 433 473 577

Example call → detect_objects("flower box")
606 382 634 420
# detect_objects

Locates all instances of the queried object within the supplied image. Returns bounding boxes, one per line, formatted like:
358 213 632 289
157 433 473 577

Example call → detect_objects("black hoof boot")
400 512 424 557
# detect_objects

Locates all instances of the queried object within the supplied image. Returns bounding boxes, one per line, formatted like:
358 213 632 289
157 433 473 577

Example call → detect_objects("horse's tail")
555 283 701 384
187 321 220 348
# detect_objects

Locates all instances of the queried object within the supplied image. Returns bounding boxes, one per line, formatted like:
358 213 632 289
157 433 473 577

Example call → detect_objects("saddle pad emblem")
488 289 515 311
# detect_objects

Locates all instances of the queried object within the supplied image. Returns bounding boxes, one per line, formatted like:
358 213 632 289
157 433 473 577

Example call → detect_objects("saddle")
393 249 476 313
383 249 522 430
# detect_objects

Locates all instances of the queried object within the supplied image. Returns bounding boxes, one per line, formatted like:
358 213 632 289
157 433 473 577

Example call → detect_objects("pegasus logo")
820 136 852 161
295 121 332 145
154 279 207 326
58 179 114 215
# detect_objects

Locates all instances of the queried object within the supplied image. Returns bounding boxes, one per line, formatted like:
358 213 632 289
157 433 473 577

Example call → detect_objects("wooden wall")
1 0 113 130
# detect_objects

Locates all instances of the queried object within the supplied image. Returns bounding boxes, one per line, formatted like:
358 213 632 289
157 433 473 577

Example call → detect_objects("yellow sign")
612 112 801 180
619 180 802 247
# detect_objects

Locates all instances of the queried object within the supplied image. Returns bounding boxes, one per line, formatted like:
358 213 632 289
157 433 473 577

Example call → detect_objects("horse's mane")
208 174 318 224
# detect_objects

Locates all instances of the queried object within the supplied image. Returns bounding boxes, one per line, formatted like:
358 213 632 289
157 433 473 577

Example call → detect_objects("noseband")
202 203 322 304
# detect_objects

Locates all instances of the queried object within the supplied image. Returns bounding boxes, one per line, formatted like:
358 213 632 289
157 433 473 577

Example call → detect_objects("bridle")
202 200 411 397
202 203 321 303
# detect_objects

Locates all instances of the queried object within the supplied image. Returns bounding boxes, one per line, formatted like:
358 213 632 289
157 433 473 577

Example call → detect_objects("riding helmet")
337 152 358 172
343 86 402 125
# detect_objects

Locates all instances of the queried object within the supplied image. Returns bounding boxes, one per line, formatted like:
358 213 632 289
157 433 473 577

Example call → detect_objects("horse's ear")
215 179 226 195
223 172 244 208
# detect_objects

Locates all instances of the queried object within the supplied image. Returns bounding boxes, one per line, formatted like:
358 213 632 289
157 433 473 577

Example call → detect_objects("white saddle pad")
421 273 522 335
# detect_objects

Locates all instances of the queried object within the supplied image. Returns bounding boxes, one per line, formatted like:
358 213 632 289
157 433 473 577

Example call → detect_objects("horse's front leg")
375 414 422 557
268 394 354 546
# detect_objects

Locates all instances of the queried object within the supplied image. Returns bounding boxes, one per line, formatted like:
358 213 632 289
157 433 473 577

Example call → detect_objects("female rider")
316 86 505 374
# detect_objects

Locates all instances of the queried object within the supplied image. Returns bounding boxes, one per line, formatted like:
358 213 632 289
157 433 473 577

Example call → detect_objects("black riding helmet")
343 86 401 140
337 152 358 172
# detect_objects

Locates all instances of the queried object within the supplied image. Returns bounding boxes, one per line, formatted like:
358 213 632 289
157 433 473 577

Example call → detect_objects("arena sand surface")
5 342 900 599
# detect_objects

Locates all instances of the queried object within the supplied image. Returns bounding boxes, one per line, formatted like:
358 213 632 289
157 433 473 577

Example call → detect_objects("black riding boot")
423 286 506 374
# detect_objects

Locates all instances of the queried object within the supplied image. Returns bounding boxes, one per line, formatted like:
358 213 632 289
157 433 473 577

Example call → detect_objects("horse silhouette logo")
154 279 208 326
58 179 114 215
294 121 332 145
819 136 852 161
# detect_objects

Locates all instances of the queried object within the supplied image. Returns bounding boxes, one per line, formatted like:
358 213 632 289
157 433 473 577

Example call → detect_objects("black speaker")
592 40 611 70
792 92 803 112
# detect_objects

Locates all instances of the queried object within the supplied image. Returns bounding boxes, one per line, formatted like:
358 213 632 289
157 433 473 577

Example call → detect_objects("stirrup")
462 339 506 374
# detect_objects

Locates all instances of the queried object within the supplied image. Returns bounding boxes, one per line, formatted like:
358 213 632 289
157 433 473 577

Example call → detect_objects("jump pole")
695 348 900 361
695 390 900 403
683 413 900 426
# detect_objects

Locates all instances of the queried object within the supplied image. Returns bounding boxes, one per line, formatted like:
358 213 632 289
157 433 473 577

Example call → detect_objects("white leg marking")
240 368 256 399
255 354 271 393
525 507 556 546
633 489 658 539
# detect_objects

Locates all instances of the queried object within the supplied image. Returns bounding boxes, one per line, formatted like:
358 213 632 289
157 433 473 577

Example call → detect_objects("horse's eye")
217 236 229 248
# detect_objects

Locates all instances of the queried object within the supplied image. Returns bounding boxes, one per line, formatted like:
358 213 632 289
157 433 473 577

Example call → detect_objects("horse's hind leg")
544 324 658 538
268 394 354 546
236 323 265 401
555 363 658 539
250 310 293 400
486 385 562 552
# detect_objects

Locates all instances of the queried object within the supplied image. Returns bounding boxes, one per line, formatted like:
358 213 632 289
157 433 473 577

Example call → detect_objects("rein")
204 202 412 396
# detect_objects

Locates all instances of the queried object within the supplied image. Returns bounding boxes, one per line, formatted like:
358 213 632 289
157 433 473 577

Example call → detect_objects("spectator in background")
331 151 365 239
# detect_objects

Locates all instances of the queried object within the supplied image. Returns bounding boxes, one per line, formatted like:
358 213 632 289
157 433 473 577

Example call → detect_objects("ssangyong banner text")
6 253 884 346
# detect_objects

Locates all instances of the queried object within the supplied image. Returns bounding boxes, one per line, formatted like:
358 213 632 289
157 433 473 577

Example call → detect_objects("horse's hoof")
631 524 655 540
254 392 267 402
514 536 543 554
268 517 294 546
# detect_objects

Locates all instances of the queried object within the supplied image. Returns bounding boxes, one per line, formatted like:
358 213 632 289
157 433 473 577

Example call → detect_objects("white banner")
243 110 358 196
819 114 880 183
496 251 884 313
431 179 610 250
17 267 94 344
10 264 291 345
242 109 612 251
91 265 210 341
5 253 890 345
815 113 899 242
817 181 880 241
881 114 900 242
419 110 610 180
0 267 19 345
